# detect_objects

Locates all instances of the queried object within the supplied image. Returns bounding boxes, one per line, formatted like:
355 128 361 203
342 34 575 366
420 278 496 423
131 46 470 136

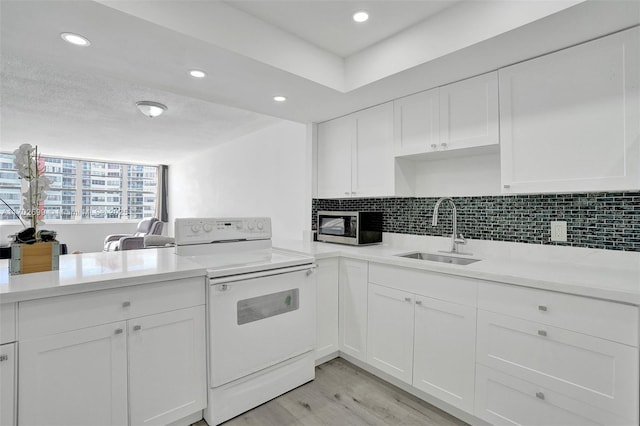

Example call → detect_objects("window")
0 153 158 222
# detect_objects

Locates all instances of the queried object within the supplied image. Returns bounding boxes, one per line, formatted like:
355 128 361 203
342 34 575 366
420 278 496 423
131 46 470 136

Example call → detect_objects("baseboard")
315 350 339 366
165 410 202 426
338 353 489 426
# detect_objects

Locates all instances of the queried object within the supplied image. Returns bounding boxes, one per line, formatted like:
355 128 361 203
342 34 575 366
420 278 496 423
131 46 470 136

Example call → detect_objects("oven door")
208 264 316 387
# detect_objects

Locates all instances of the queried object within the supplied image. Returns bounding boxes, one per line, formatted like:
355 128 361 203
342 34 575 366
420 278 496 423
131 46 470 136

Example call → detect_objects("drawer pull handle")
133 325 142 331
536 392 545 400
404 297 412 302
0 354 8 362
538 305 547 312
114 328 123 335
538 330 547 337
415 300 422 305
122 301 131 308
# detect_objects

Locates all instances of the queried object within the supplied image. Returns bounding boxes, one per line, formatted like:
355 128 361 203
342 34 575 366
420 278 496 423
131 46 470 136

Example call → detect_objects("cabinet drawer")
19 277 205 340
0 303 16 344
478 282 638 346
477 310 638 422
369 263 477 307
475 364 633 426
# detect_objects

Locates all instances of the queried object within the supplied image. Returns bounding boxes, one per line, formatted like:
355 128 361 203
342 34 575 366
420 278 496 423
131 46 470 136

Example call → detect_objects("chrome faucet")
431 197 468 254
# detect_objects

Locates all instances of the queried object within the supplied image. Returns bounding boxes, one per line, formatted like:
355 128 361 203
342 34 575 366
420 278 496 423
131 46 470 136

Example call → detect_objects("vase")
9 241 60 275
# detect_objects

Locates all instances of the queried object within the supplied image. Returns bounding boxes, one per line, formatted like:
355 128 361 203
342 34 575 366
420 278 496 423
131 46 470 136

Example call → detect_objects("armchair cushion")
104 218 163 251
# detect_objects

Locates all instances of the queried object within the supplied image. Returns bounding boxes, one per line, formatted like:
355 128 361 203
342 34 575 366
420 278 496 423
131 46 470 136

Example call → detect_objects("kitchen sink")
396 252 481 265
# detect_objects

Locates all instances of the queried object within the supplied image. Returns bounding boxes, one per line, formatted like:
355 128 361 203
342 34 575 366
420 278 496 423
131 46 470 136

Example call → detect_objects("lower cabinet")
18 305 206 426
367 282 477 413
19 322 129 426
128 306 206 426
315 258 339 361
338 258 368 361
0 343 16 426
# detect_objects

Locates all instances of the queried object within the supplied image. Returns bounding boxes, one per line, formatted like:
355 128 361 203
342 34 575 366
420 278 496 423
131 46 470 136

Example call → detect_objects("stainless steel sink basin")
396 252 480 265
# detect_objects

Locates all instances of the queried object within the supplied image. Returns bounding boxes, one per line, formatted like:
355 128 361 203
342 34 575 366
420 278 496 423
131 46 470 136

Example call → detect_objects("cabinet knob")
430 144 437 150
122 301 131 308
351 192 356 195
133 325 142 331
0 354 8 362
503 184 511 189
538 305 548 312
344 192 350 195
404 297 412 302
114 328 123 335
415 300 422 305
536 392 545 400
538 330 548 337
440 143 447 149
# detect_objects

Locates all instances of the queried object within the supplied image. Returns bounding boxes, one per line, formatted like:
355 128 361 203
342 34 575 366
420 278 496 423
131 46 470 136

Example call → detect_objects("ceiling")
224 1 460 57
1 0 638 165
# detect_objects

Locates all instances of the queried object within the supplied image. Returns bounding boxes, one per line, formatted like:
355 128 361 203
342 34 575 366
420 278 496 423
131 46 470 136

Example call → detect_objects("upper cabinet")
394 72 499 158
317 102 396 198
499 27 640 194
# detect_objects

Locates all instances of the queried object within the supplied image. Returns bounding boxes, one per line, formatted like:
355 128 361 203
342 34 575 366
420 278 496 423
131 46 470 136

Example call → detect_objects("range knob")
257 221 264 230
202 223 213 232
190 224 201 233
236 223 243 230
247 221 255 230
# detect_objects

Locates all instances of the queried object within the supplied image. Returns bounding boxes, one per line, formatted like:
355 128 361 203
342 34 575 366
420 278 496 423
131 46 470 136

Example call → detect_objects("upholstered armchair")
103 218 164 251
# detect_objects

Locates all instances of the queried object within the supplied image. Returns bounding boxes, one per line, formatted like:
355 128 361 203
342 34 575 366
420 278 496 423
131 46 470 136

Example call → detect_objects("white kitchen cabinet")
128 306 206 426
317 115 353 198
413 296 476 413
439 72 499 152
317 103 395 198
367 284 414 383
315 258 339 361
19 322 129 426
338 258 368 361
499 27 640 193
393 72 498 159
0 343 16 426
394 88 440 156
475 364 631 426
0 303 16 345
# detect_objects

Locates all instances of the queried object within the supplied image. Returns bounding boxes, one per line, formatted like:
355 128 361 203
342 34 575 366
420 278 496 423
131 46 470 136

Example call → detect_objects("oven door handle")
209 264 317 285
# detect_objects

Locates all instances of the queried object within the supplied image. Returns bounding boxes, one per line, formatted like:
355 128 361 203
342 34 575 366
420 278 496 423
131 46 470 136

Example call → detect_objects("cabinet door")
352 102 395 197
439 71 498 151
413 296 476 414
128 306 206 426
500 27 639 193
367 284 414 384
338 258 368 361
394 89 439 156
19 322 128 426
317 115 353 198
315 258 339 361
0 343 15 426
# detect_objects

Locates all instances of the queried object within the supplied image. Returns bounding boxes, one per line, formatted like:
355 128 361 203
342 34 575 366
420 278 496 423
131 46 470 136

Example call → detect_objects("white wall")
169 120 310 240
0 222 138 253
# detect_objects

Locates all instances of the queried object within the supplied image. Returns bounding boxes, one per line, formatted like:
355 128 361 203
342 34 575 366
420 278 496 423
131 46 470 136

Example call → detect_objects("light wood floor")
193 358 468 426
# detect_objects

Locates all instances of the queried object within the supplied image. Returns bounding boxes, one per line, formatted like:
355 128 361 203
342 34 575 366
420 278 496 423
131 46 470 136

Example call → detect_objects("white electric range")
175 217 316 425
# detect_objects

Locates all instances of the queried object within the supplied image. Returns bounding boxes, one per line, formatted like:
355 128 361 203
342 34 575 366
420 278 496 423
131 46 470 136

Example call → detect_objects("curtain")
155 165 169 223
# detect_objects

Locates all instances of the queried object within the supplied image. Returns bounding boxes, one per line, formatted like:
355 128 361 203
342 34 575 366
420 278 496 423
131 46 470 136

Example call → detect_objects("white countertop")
0 248 206 303
273 239 640 305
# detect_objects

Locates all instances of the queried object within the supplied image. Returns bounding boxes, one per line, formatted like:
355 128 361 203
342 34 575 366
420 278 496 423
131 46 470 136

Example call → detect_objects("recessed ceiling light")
189 70 206 78
60 32 91 47
273 96 287 102
353 11 369 23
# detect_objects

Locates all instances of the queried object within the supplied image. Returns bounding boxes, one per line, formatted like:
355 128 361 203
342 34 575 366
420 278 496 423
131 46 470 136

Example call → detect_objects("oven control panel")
175 217 272 245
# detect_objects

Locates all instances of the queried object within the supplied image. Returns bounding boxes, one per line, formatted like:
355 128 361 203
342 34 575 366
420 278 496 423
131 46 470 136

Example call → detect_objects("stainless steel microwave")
317 211 383 245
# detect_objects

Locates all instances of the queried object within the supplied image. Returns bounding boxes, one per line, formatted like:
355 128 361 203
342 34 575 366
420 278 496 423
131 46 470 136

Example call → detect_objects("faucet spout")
431 197 468 254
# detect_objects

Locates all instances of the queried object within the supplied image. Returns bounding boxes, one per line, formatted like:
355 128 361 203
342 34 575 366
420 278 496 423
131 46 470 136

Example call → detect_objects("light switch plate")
550 221 567 242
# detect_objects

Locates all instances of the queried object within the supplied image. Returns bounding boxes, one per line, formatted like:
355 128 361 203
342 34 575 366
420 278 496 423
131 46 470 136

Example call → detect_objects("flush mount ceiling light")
136 101 167 118
353 11 369 23
273 96 287 102
60 32 91 46
189 69 206 78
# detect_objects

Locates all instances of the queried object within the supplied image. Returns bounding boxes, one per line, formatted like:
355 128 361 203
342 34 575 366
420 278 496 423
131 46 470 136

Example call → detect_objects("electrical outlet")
550 221 567 242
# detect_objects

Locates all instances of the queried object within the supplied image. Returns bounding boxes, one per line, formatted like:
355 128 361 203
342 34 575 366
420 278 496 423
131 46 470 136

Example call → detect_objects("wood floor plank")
193 358 468 426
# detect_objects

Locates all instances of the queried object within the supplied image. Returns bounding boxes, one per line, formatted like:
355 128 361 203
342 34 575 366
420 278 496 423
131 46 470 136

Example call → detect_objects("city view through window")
0 153 158 221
